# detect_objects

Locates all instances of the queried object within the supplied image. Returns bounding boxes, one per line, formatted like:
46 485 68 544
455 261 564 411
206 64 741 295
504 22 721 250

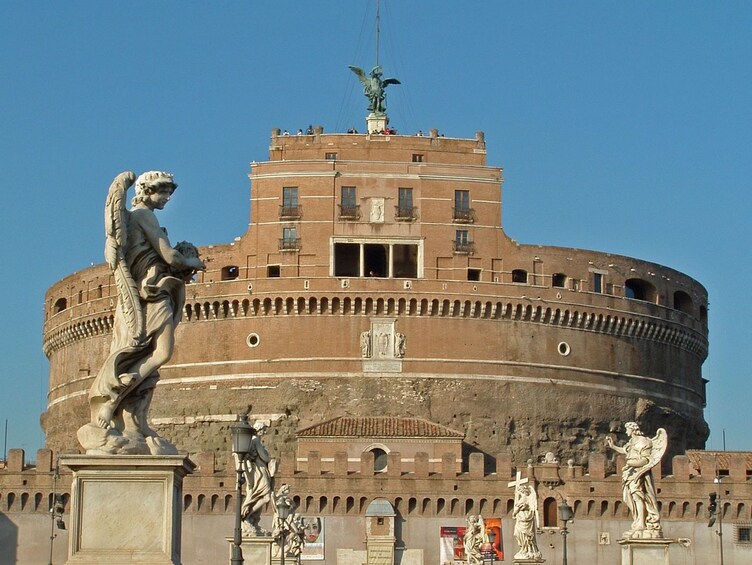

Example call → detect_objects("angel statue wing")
382 77 401 87
635 427 668 481
348 65 368 87
104 171 145 347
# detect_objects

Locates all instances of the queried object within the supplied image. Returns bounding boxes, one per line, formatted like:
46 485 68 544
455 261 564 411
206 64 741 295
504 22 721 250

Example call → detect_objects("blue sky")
1 2 750 457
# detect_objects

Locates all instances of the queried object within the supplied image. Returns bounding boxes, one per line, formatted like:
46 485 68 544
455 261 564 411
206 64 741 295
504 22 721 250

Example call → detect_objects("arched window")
53 298 67 313
673 291 693 315
625 278 658 303
512 269 528 284
368 447 388 473
543 497 558 527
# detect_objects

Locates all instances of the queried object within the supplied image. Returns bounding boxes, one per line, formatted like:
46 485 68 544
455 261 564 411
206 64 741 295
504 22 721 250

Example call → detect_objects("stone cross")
507 470 529 491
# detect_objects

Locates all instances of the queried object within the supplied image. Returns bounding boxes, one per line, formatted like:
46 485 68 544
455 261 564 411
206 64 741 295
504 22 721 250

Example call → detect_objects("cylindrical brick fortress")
42 129 708 466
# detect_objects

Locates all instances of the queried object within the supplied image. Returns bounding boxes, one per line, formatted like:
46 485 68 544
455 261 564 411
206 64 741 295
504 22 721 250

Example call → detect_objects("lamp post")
230 415 254 565
714 476 725 565
276 494 291 565
559 501 574 565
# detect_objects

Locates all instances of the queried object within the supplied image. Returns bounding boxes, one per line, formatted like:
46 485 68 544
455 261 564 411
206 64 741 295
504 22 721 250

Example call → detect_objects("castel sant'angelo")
2 62 749 565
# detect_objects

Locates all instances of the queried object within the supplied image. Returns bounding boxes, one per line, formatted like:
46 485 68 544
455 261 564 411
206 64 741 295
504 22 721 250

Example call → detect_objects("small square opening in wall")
736 525 751 543
467 268 481 281
267 265 280 278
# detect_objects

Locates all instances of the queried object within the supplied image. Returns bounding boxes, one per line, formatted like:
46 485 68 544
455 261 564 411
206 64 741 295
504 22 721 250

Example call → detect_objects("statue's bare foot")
95 402 116 429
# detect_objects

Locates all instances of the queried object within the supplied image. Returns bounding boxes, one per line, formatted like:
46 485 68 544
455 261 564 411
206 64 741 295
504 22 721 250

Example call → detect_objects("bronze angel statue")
349 65 400 115
77 171 205 455
606 422 668 539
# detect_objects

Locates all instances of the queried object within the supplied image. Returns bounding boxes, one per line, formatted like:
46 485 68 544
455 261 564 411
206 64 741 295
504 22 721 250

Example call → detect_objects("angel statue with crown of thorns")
606 422 668 539
77 171 205 455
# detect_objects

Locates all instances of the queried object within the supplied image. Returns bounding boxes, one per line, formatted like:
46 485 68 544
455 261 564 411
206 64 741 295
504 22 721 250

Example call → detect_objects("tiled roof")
685 450 752 470
297 417 464 439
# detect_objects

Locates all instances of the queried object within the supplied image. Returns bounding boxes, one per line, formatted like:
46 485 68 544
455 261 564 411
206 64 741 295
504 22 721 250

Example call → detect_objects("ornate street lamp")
230 415 253 565
276 494 292 565
559 501 574 565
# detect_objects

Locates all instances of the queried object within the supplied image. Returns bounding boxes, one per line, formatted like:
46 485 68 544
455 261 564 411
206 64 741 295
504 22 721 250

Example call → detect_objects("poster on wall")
300 516 324 560
439 518 504 564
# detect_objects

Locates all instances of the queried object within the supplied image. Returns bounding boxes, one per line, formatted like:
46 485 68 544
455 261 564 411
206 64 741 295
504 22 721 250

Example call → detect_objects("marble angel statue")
606 422 668 539
77 171 205 455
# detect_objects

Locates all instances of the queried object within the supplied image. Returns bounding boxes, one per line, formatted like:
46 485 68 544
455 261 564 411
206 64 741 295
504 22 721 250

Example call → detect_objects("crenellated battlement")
2 448 750 523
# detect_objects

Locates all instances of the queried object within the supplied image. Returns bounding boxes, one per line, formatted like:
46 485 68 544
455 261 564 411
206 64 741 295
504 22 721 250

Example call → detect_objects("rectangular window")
341 186 356 209
267 265 280 277
280 227 299 251
281 187 299 218
593 272 603 293
453 190 473 222
455 190 470 211
736 526 751 543
325 152 337 160
455 229 468 245
412 154 424 162
396 187 415 220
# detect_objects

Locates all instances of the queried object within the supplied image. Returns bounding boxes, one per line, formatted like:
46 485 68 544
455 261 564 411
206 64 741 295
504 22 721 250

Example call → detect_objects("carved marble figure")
463 514 484 565
360 330 372 358
606 422 667 539
272 484 305 560
241 422 278 536
394 333 406 358
77 171 205 455
348 65 401 115
512 484 542 560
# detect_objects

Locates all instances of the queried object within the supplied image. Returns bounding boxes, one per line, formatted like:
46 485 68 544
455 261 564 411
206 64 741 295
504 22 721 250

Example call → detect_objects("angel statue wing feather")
348 65 368 87
104 171 145 346
634 427 668 481
383 78 401 86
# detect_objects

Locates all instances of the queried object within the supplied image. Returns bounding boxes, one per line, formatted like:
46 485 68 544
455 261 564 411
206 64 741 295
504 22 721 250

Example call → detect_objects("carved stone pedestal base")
226 536 274 565
513 558 546 564
366 113 388 133
619 538 676 565
61 455 194 565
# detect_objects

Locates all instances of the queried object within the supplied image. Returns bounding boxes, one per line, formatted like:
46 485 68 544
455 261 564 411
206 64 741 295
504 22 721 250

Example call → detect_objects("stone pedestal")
619 538 676 565
513 558 545 564
366 113 387 133
61 455 195 565
226 536 274 565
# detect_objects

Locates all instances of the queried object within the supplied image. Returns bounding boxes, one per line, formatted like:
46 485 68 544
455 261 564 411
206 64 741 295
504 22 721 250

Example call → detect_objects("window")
673 290 693 314
325 152 337 160
736 525 751 543
552 273 567 288
396 187 415 220
412 154 424 163
512 269 528 284
371 448 388 472
332 239 421 278
339 186 358 219
453 230 473 254
280 227 299 251
467 268 481 281
280 187 300 218
221 266 239 280
267 265 280 277
625 278 658 303
593 272 603 293
53 298 67 313
453 190 474 222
